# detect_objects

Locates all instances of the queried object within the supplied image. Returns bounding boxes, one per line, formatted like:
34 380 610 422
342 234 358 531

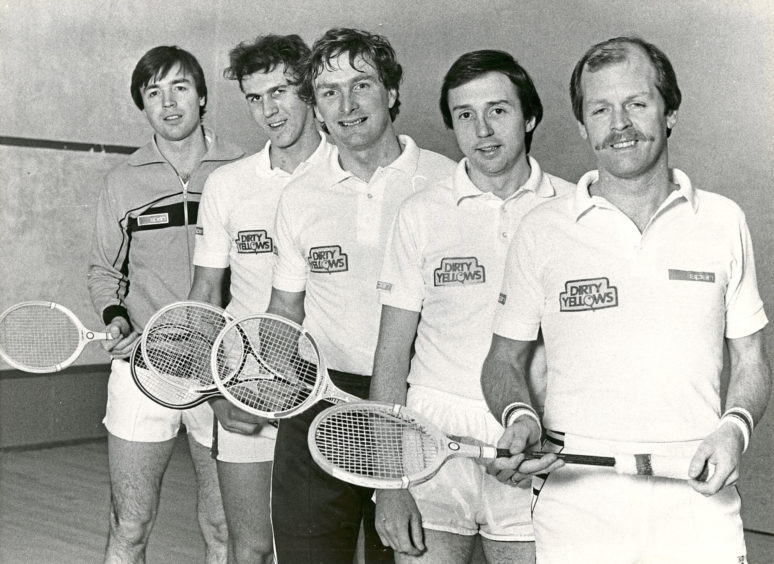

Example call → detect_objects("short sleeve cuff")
725 305 768 339
492 317 541 342
272 273 308 293
377 285 423 312
193 249 230 269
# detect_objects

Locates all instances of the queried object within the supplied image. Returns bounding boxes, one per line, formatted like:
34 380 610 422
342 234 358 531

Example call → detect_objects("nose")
262 97 278 117
340 91 358 114
162 89 176 108
611 106 632 130
475 115 493 138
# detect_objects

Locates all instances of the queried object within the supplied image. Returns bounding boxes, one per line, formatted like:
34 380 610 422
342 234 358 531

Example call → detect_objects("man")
88 46 244 564
481 36 771 563
188 34 333 564
370 50 572 564
265 27 455 563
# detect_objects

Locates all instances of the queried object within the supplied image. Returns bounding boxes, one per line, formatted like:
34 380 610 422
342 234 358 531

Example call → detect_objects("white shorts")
213 420 277 463
532 431 747 564
103 358 214 448
406 385 533 541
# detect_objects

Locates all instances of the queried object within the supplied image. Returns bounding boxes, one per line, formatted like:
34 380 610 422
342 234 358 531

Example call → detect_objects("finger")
409 511 425 553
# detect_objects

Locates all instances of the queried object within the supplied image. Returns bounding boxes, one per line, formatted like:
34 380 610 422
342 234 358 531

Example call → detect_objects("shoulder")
544 172 576 197
205 151 259 184
401 178 455 213
415 148 456 179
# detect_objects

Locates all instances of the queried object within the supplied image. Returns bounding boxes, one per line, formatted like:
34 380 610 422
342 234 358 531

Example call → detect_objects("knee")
108 504 154 546
233 537 274 564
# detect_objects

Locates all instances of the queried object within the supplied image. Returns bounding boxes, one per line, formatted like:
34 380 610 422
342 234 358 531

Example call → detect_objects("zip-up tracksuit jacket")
87 129 244 331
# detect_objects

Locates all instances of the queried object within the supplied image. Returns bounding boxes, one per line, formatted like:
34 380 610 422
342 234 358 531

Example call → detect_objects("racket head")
0 301 91 372
210 313 325 418
130 338 215 409
307 401 448 489
141 301 231 393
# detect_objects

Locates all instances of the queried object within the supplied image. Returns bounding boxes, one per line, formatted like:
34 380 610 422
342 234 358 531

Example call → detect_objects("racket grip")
614 454 715 481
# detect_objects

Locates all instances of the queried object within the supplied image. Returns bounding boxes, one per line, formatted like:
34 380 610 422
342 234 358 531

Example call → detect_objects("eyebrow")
451 99 512 112
314 72 379 90
586 90 652 105
144 77 193 90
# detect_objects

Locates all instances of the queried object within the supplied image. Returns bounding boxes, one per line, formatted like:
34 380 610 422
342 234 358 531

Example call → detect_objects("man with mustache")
481 36 771 563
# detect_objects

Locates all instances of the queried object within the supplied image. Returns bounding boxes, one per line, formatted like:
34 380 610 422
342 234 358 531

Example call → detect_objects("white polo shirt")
378 157 573 399
272 135 455 375
494 168 767 442
194 137 335 318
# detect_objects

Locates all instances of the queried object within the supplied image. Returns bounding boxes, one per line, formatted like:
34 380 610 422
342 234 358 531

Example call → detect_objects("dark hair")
439 50 543 153
570 37 681 134
224 34 310 89
299 28 403 121
131 46 207 118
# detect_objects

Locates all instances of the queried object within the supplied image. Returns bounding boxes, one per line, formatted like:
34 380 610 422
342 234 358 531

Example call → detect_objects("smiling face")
447 72 535 181
312 53 397 152
241 66 316 150
577 46 677 180
140 63 205 142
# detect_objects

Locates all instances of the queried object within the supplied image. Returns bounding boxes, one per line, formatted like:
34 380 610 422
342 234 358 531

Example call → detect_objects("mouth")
163 114 183 122
476 144 501 155
609 139 638 149
338 117 367 128
268 119 287 130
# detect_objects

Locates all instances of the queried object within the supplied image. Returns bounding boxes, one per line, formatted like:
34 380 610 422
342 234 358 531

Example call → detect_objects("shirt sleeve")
725 211 768 338
193 173 231 269
377 201 425 312
492 218 544 341
271 190 309 292
87 175 130 325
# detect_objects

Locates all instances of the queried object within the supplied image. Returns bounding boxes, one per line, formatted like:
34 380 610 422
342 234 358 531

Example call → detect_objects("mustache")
595 130 653 150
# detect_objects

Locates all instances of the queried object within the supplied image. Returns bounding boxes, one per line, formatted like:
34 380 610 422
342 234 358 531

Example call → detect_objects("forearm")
481 334 536 420
187 265 227 308
266 287 305 325
370 306 419 405
725 329 772 427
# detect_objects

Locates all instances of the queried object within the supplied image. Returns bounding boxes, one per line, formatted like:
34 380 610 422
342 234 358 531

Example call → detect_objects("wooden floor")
1 437 773 563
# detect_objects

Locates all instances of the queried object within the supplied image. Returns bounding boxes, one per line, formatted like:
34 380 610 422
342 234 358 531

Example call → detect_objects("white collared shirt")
272 135 456 374
378 156 572 398
494 168 768 441
194 136 335 318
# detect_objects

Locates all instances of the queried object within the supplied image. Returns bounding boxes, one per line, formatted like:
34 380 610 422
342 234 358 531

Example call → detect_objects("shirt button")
501 232 508 238
367 193 373 199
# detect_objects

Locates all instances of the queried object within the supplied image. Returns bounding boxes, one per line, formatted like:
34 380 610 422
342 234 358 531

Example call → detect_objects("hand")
374 489 425 556
103 316 138 359
209 397 270 435
688 423 744 496
487 419 564 484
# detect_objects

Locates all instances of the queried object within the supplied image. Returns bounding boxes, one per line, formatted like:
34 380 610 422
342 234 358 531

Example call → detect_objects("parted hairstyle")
439 49 543 153
131 45 207 118
298 27 403 121
224 34 311 89
570 36 681 135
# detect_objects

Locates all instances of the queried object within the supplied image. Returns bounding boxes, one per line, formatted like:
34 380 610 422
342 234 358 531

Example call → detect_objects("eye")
456 111 472 121
490 107 506 116
590 107 608 116
145 89 159 98
174 84 189 92
354 82 370 91
246 94 261 104
628 101 646 109
272 88 286 98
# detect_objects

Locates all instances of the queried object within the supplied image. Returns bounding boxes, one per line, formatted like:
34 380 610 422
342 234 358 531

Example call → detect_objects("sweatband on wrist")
501 402 542 434
719 413 750 453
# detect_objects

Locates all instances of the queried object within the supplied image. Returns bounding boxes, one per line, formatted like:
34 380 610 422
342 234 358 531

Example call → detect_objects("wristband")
501 402 542 435
724 407 754 434
719 413 750 453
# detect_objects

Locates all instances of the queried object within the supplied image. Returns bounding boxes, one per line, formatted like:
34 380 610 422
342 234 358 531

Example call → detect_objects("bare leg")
187 434 229 564
217 460 274 564
104 433 176 564
481 538 535 564
394 529 476 564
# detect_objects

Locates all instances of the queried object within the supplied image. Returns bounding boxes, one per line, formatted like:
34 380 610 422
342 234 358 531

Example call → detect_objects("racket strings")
313 406 439 480
141 305 227 404
213 317 319 414
0 306 80 369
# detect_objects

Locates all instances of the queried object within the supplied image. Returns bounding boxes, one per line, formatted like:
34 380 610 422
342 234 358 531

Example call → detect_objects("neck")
337 127 402 182
155 126 207 181
590 158 676 232
269 128 322 174
467 155 532 200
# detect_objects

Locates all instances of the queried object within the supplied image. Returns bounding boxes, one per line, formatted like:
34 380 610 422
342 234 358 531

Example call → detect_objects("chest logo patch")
434 257 486 286
668 269 715 283
308 245 348 273
560 277 618 312
137 213 169 226
235 230 274 254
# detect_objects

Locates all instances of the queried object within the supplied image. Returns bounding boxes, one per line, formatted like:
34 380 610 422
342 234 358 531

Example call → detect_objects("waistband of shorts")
408 384 489 410
545 429 702 457
327 369 371 399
